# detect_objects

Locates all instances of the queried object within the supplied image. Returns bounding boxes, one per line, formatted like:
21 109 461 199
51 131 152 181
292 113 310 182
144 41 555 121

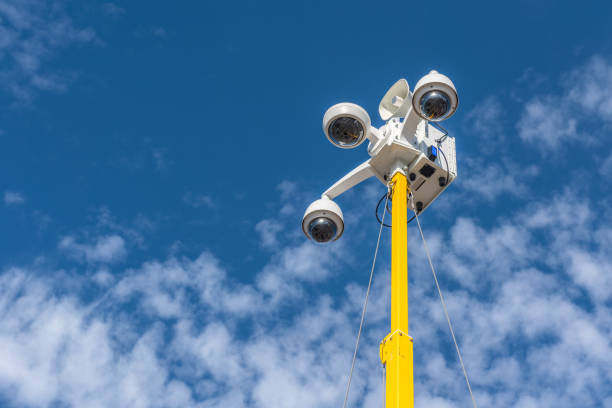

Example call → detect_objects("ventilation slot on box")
413 178 426 191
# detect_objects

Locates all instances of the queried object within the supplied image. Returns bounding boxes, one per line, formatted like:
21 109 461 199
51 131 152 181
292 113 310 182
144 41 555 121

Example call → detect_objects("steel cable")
409 195 478 408
342 190 389 408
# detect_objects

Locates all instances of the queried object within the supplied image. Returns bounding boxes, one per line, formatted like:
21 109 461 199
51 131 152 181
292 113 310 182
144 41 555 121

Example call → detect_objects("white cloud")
150 27 167 39
182 192 215 208
567 56 612 120
92 268 114 286
94 208 152 249
3 190 24 205
518 56 612 152
465 96 505 151
277 180 300 215
59 235 127 264
113 252 263 318
565 248 612 302
102 3 126 17
518 96 578 149
459 159 538 201
255 219 283 248
601 150 612 176
257 240 347 301
2 182 612 407
0 0 98 101
151 148 169 170
277 180 298 200
0 254 368 408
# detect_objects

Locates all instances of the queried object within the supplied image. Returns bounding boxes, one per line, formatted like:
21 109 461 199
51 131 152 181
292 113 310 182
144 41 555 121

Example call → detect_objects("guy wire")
342 189 389 408
409 194 478 408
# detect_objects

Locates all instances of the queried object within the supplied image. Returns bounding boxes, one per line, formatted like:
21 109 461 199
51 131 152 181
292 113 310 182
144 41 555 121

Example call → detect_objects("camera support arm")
321 109 434 202
322 159 376 200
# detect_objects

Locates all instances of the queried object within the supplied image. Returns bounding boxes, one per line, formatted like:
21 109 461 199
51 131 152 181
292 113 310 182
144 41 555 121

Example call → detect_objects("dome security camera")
411 70 458 122
302 196 344 243
323 103 371 149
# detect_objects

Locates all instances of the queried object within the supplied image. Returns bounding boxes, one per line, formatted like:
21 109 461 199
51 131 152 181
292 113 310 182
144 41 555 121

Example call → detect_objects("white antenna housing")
379 79 412 121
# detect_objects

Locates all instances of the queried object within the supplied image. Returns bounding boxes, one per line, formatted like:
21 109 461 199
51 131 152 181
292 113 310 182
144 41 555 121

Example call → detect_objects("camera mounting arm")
320 110 427 201
400 107 423 141
322 159 376 200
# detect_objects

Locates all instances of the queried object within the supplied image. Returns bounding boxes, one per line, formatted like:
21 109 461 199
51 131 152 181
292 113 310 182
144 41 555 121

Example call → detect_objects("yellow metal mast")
380 171 414 408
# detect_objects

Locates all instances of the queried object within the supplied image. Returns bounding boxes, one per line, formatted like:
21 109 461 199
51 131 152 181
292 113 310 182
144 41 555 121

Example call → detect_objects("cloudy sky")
2 1 612 407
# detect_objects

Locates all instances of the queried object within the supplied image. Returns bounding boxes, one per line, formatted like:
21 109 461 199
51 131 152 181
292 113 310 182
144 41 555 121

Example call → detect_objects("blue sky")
2 1 612 407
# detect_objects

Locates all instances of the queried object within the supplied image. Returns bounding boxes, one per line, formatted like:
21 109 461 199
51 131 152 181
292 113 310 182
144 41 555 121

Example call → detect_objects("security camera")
323 103 371 149
412 70 458 122
302 196 344 243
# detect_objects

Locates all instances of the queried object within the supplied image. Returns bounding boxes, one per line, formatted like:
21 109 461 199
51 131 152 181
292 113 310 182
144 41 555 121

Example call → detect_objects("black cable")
437 146 450 187
433 122 451 187
376 192 392 227
376 192 418 228
432 122 449 141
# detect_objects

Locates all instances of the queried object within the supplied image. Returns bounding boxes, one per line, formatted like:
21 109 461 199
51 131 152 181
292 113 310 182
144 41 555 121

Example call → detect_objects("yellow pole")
380 171 414 408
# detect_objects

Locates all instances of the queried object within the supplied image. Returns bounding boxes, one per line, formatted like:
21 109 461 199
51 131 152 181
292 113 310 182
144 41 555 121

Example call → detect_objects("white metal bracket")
322 160 377 200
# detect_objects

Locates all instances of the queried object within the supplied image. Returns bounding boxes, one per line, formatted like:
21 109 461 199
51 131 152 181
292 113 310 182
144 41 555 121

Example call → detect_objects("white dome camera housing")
412 70 458 122
323 103 371 149
302 196 344 243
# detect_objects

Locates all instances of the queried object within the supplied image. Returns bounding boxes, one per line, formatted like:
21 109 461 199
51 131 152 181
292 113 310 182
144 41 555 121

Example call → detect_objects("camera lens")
328 117 364 147
308 217 337 243
420 90 451 121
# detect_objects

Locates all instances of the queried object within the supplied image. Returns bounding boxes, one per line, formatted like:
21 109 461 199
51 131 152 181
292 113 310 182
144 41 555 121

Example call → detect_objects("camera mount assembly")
302 70 467 408
303 70 458 243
